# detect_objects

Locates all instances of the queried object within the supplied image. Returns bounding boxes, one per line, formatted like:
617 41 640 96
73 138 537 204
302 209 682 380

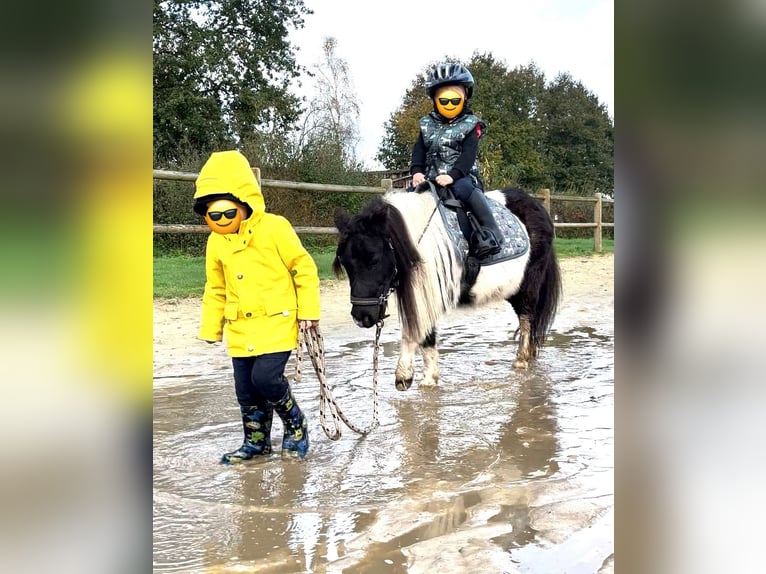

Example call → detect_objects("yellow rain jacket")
194 151 320 356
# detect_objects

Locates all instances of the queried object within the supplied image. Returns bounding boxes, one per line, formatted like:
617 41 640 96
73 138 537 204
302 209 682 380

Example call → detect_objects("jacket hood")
193 151 265 217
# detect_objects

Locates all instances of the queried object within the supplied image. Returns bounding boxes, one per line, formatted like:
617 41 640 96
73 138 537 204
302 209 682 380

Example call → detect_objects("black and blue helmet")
424 62 474 99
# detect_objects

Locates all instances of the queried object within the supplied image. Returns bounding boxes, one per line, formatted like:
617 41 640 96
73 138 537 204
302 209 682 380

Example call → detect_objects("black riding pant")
450 176 477 202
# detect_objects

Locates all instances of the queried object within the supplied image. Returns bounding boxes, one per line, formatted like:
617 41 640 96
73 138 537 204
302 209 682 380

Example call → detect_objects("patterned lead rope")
294 323 381 440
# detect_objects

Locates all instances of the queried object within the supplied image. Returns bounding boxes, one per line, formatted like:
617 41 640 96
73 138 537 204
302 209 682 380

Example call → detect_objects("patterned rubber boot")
270 387 310 459
220 405 273 464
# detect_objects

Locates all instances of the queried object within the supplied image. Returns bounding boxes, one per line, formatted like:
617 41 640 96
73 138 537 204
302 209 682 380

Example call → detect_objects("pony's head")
333 197 421 328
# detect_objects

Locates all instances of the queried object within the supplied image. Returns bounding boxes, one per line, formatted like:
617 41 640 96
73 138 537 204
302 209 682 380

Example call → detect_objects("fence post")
381 178 393 191
540 188 556 239
252 166 261 186
541 188 551 215
593 192 603 253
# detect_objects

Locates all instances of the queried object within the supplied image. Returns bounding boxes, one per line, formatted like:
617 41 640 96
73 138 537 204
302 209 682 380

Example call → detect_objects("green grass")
154 239 613 298
153 256 207 299
153 247 339 299
553 237 613 257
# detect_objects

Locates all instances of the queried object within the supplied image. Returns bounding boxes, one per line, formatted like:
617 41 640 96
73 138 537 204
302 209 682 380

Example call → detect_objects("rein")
416 202 439 245
294 323 380 440
414 180 441 245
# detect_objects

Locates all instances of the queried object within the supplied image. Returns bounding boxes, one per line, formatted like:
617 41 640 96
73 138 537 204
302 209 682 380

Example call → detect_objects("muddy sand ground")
154 253 613 363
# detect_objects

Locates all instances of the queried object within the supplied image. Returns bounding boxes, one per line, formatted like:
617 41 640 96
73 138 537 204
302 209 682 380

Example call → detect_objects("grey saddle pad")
427 187 530 266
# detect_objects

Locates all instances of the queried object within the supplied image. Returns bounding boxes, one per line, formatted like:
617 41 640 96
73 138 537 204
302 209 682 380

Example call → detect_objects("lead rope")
294 323 381 440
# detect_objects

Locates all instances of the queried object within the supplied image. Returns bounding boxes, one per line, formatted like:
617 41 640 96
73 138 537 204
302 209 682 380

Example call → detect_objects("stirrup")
473 242 501 259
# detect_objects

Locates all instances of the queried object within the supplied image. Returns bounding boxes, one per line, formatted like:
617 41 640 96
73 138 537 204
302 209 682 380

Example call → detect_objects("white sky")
289 0 613 170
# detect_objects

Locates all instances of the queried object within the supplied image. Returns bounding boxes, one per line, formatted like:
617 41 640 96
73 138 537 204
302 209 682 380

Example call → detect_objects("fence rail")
154 169 613 251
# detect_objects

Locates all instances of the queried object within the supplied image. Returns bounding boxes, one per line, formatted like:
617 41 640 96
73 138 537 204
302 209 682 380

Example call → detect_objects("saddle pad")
432 189 530 265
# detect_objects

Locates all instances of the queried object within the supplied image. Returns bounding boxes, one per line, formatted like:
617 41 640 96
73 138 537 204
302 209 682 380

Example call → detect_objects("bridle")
344 240 398 322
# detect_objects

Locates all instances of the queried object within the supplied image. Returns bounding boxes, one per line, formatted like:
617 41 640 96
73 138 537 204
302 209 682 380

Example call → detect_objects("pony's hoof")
395 378 413 391
513 358 529 370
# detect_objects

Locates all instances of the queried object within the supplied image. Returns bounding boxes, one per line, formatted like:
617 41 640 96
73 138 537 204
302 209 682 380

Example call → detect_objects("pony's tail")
530 248 562 349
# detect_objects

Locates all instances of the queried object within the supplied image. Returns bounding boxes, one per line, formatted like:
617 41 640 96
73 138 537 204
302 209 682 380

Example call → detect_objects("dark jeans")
231 351 291 405
450 176 477 202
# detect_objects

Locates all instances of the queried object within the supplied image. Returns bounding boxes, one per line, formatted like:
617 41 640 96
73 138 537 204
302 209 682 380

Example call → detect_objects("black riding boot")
220 404 273 464
464 189 503 258
270 386 310 459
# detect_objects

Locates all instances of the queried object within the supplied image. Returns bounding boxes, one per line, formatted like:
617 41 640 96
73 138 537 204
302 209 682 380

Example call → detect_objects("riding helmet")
424 62 474 99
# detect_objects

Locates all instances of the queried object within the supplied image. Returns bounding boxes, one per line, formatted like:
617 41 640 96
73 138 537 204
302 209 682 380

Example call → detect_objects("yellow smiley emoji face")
204 199 243 234
435 86 465 119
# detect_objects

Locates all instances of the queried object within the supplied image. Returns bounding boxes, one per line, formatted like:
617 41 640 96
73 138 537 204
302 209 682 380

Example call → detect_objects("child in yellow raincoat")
193 150 320 462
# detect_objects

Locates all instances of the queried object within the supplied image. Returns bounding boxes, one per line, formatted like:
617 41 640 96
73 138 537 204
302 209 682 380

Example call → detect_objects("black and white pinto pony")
333 186 562 390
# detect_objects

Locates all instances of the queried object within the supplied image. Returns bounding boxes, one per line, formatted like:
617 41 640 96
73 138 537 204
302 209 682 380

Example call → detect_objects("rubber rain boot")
270 386 310 459
220 404 273 464
464 189 503 258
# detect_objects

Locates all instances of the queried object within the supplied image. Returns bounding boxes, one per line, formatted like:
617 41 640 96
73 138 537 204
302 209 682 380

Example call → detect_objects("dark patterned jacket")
410 110 487 183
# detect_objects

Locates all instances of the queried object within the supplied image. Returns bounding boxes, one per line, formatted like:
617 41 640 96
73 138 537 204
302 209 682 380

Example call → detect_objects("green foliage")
376 77 432 169
153 0 311 166
153 152 210 256
376 52 614 195
153 12 614 257
540 73 614 195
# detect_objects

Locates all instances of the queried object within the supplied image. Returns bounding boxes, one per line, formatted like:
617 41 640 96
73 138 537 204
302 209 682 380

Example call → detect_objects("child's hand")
299 319 318 329
435 174 454 187
411 172 425 186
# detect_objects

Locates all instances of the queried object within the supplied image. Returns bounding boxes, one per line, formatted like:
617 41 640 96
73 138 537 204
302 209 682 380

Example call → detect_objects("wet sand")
153 254 613 370
154 253 614 573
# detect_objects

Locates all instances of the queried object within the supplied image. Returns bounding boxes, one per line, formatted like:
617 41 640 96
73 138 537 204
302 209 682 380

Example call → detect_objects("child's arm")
410 132 427 177
275 218 321 322
448 124 482 181
199 237 226 342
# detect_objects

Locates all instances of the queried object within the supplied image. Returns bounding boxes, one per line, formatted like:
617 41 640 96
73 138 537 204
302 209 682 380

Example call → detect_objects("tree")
539 73 614 194
468 54 549 189
298 37 361 167
376 77 431 170
375 55 461 170
376 54 614 193
153 0 311 166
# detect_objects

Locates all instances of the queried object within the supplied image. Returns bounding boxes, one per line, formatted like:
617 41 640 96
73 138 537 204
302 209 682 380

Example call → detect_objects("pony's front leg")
419 329 439 387
395 337 418 391
513 315 533 370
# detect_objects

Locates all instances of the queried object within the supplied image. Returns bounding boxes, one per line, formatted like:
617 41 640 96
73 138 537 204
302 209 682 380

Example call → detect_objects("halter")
347 240 398 320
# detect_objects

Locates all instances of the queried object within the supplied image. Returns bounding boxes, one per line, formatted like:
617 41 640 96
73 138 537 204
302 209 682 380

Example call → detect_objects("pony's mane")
382 191 464 343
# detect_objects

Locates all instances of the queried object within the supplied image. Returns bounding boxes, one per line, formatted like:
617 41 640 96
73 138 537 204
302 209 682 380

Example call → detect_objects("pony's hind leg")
419 329 439 387
513 315 533 369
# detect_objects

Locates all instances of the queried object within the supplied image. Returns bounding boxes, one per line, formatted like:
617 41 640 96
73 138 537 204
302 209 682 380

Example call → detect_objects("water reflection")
154 305 613 572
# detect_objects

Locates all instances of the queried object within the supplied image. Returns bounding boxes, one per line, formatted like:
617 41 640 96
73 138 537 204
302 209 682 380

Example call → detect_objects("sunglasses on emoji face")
207 208 238 221
438 97 462 106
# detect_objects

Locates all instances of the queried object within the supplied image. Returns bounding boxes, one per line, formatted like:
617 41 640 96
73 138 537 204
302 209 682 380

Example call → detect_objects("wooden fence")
153 169 614 251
